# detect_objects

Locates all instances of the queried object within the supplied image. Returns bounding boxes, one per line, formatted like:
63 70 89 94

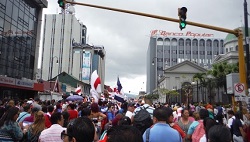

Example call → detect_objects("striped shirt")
39 124 66 142
133 104 155 119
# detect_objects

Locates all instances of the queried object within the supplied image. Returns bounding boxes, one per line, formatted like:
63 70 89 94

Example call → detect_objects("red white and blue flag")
113 77 125 102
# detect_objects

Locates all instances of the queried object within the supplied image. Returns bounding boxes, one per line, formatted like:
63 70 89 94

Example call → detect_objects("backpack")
133 106 152 134
134 106 150 122
192 120 205 142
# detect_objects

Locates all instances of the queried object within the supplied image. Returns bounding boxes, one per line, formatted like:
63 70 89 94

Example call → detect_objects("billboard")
226 73 239 94
82 51 91 82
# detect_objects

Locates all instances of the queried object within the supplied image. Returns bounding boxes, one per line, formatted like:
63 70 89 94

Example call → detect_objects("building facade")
41 13 87 81
41 12 105 92
0 0 47 99
146 30 224 94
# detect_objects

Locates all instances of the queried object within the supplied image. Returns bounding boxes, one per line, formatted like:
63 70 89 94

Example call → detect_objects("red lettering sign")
150 30 214 38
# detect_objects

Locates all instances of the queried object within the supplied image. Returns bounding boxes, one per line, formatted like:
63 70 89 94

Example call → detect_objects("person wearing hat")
125 102 136 119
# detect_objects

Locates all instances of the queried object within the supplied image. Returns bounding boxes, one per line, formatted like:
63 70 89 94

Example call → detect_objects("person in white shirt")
39 112 66 142
125 102 136 119
227 110 235 128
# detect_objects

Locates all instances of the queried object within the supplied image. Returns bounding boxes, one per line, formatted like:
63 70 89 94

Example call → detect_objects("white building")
146 30 224 94
41 13 87 81
41 11 106 92
158 60 208 103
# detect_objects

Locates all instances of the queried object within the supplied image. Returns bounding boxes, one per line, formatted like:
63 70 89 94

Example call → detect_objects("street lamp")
151 57 157 65
151 57 158 93
49 56 59 88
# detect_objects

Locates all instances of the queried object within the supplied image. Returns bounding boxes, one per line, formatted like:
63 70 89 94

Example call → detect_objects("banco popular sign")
0 76 34 88
150 30 214 38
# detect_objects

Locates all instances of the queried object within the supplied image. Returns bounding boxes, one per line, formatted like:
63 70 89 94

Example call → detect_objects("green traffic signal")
180 21 186 29
178 7 187 30
59 2 64 6
58 0 65 9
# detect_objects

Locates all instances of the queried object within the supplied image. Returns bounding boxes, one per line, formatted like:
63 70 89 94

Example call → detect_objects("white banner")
15 79 34 88
0 76 15 85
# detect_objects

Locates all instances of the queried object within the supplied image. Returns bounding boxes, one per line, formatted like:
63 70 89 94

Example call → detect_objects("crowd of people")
0 97 249 142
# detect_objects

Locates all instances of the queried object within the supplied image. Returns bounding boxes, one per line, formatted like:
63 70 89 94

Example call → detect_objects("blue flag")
117 77 122 93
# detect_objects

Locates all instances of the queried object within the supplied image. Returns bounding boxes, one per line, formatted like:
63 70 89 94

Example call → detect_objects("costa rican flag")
75 87 82 95
90 70 101 103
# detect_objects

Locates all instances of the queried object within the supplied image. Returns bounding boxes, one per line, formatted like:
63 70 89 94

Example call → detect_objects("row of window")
156 58 213 64
157 38 224 47
157 43 222 48
157 49 219 55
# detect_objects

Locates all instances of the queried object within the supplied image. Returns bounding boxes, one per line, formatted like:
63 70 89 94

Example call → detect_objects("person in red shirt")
41 106 52 128
67 103 78 120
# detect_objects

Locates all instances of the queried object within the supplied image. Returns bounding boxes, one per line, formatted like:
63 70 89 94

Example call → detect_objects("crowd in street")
0 97 249 142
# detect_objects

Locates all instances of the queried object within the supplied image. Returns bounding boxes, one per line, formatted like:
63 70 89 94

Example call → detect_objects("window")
207 51 212 55
193 51 198 54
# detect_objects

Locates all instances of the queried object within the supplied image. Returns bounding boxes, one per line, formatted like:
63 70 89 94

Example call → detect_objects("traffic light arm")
65 0 237 35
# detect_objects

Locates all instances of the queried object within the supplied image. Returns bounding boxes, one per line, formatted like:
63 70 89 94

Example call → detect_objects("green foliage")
145 94 159 100
208 62 239 89
158 88 179 96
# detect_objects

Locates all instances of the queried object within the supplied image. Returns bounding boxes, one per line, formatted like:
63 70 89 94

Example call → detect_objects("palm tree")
207 62 239 103
193 73 206 103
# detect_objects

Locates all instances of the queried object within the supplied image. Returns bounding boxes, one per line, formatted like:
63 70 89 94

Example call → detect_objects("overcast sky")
40 0 248 94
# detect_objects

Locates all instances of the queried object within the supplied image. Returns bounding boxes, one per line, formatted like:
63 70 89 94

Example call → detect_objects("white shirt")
227 116 235 128
177 107 183 117
125 111 133 119
199 134 206 142
39 124 66 142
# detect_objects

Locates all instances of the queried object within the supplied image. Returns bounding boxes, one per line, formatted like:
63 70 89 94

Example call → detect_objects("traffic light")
178 7 187 30
58 0 65 9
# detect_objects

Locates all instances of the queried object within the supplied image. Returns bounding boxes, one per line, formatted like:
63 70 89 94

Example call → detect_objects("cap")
127 102 136 107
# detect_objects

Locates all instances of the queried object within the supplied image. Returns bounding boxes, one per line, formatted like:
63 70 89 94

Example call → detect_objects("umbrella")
66 95 83 101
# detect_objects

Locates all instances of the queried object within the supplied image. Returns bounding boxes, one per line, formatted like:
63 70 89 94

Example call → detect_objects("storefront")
0 76 43 100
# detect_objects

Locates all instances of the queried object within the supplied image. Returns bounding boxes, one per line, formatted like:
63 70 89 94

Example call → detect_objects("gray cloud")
43 0 247 93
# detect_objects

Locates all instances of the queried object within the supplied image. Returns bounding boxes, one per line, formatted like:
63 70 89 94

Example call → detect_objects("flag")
75 86 82 95
90 70 101 103
114 77 125 103
117 77 122 93
53 76 59 92
91 70 102 93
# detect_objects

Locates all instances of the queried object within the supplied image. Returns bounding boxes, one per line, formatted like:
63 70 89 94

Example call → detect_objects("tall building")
146 30 224 94
0 0 47 99
41 12 87 81
41 10 105 91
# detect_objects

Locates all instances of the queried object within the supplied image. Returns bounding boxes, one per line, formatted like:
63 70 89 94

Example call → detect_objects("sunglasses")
61 130 73 140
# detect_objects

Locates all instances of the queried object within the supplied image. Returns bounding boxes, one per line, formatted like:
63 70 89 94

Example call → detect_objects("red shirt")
68 110 78 120
44 114 52 128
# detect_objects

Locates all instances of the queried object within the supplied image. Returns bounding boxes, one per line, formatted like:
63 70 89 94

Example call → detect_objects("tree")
144 94 159 100
207 62 239 103
158 88 179 103
193 73 207 103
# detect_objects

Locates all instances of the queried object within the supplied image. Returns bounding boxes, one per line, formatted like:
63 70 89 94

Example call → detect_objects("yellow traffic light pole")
65 0 246 109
